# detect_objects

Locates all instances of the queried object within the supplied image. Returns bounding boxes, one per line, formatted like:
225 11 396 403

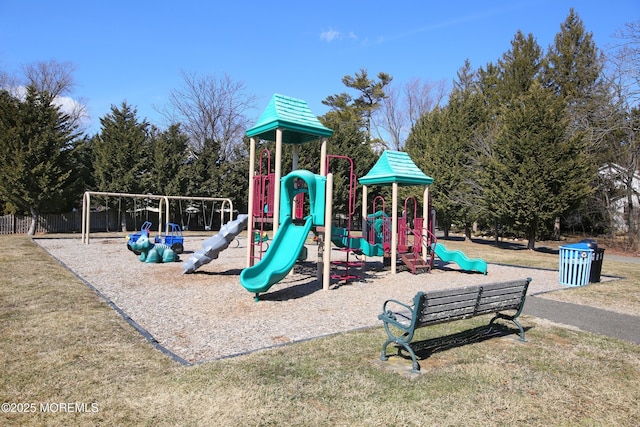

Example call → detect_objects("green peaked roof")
246 94 333 144
359 150 433 186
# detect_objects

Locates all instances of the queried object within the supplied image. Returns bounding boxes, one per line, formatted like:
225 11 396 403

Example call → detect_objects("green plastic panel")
359 150 434 186
246 94 333 144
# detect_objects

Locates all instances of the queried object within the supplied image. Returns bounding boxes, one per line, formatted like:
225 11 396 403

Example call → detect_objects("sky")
1 0 638 135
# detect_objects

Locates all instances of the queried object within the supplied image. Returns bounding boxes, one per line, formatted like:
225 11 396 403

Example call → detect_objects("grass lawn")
1 235 638 426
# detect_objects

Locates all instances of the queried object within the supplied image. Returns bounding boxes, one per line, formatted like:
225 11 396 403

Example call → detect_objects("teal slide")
240 216 313 299
331 227 385 257
433 242 488 274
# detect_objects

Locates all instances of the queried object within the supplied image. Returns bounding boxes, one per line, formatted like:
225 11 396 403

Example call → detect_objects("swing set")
82 191 234 245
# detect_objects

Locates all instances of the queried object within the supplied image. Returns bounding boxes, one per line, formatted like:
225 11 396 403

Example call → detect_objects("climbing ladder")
326 155 363 283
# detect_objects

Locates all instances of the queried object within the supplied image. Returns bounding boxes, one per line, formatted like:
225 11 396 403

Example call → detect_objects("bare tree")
0 68 18 90
160 71 256 160
405 77 447 128
22 60 76 99
594 19 640 247
19 60 89 130
374 77 447 150
611 19 640 106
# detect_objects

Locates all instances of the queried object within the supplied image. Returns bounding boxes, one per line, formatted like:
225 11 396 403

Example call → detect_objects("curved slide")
240 216 313 299
331 227 385 257
182 214 248 274
433 242 488 275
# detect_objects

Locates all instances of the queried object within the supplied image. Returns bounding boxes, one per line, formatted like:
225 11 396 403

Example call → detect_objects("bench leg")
380 338 421 373
489 313 526 342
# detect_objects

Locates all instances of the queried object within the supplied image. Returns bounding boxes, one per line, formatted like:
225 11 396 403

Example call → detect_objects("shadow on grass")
390 324 532 363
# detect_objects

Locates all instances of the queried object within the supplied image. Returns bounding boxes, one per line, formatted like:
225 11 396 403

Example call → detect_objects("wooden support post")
320 137 327 175
391 182 398 274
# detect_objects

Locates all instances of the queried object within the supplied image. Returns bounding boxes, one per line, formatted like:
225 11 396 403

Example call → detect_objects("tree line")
406 10 639 249
1 10 638 250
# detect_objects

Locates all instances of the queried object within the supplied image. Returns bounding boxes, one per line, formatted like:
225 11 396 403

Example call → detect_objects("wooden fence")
1 209 242 235
0 211 120 235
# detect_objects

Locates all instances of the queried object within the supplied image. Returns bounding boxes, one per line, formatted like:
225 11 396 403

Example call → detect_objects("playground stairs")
400 252 432 275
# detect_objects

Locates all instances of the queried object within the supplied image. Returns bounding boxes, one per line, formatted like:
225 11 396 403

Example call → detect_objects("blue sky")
1 0 637 135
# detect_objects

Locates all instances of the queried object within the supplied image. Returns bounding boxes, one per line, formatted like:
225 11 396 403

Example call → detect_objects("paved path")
523 296 640 344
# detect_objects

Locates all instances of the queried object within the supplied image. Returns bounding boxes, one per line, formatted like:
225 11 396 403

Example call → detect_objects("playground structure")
358 150 435 275
155 222 185 254
433 243 488 274
126 221 185 254
126 220 153 254
129 233 178 263
243 94 333 299
239 94 486 300
182 214 249 274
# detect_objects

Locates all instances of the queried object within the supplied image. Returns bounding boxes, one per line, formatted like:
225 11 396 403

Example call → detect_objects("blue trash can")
559 243 593 287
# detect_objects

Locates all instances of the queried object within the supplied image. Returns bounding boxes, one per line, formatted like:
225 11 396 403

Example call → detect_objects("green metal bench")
378 278 532 372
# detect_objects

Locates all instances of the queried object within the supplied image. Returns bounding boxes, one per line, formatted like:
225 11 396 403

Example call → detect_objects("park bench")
378 277 532 372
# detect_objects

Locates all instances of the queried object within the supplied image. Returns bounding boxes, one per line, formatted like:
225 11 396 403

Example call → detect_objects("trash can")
579 239 605 283
559 243 593 287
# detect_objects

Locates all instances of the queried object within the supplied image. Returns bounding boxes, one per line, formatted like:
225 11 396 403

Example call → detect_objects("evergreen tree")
497 30 543 99
479 81 592 249
219 139 251 214
0 86 79 234
405 107 454 233
184 137 223 197
324 69 392 148
148 124 189 196
473 29 595 248
93 102 150 194
319 108 377 218
543 8 603 105
321 73 385 217
543 9 612 237
92 102 150 228
406 61 486 238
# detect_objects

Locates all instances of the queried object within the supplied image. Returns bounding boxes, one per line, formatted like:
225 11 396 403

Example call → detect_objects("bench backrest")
415 278 531 328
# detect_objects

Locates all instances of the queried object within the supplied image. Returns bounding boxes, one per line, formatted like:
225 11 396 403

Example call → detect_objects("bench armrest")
381 298 413 314
379 298 417 330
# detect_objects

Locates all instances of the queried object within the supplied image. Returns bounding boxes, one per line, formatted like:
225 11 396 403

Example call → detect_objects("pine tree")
543 8 603 104
475 30 594 248
319 108 378 217
321 73 384 216
92 102 150 195
497 30 543 99
480 81 592 249
92 102 150 228
148 124 189 196
324 69 392 148
0 86 78 234
543 9 613 238
406 61 488 238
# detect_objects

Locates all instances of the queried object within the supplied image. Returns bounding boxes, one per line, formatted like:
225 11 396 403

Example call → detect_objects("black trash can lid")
579 238 598 249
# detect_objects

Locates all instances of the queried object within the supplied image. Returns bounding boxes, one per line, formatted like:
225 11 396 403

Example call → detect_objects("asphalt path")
523 296 640 344
521 251 639 344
